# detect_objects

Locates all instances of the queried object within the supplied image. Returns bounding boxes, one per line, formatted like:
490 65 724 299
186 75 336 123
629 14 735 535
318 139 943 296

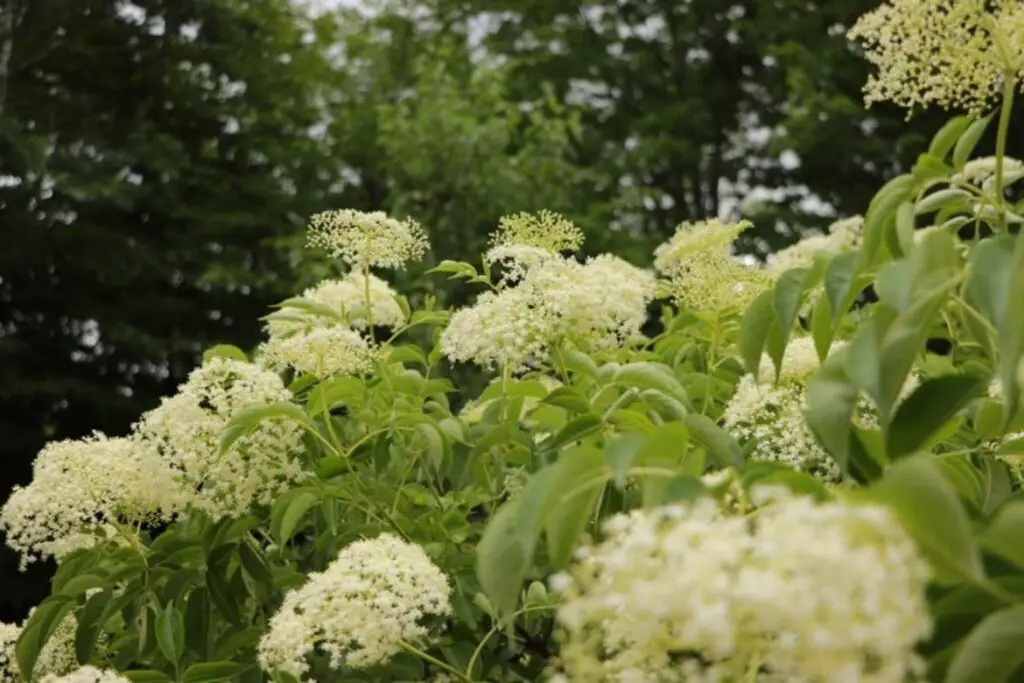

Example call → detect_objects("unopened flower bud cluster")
550 490 932 682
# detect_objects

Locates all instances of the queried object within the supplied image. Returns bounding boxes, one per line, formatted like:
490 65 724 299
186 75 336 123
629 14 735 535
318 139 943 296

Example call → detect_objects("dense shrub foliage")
4 1 1024 682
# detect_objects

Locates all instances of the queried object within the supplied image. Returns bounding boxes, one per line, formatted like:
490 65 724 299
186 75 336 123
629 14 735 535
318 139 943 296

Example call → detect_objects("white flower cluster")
135 357 307 519
257 272 405 378
723 338 843 482
259 325 376 378
953 156 1024 187
550 491 932 683
0 433 181 567
654 219 769 314
766 216 864 275
441 254 656 371
258 534 451 679
484 211 583 285
40 667 132 683
265 273 407 335
1 614 78 682
307 209 429 270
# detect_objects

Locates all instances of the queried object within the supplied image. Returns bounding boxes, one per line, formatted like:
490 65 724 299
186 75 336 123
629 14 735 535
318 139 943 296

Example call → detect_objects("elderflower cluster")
952 155 1024 188
848 0 1024 114
1 614 78 682
654 219 769 313
135 358 306 519
258 534 451 679
441 254 656 371
258 325 376 378
766 216 864 275
550 491 932 683
489 210 584 254
265 273 407 336
40 668 132 683
723 338 843 482
0 433 182 567
308 209 429 270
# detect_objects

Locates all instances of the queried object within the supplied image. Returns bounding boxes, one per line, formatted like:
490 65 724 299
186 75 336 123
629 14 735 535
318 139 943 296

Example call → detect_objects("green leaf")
861 174 916 266
613 362 688 402
867 456 985 585
184 587 210 659
156 602 185 665
928 115 972 160
945 605 1024 683
659 475 708 504
770 265 823 379
537 413 602 454
604 433 645 488
952 113 994 169
825 252 861 323
122 671 175 683
682 414 744 469
476 501 530 617
1000 227 1024 428
59 574 108 598
915 188 973 215
541 387 591 414
75 589 112 665
804 352 859 472
544 481 603 569
980 501 1024 569
202 344 248 363
886 375 985 458
220 402 312 454
739 290 776 376
237 542 273 585
182 661 247 683
16 595 75 682
809 295 835 360
274 490 319 545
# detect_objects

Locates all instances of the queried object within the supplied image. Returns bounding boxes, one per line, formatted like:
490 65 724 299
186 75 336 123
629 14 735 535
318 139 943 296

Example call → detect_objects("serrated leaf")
739 290 776 376
682 414 743 469
275 491 319 545
220 402 312 454
928 115 972 160
16 595 75 682
156 602 185 665
613 362 688 401
122 671 175 683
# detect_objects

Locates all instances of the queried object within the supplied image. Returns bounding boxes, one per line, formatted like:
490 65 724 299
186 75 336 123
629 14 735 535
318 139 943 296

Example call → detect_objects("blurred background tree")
3 0 1022 619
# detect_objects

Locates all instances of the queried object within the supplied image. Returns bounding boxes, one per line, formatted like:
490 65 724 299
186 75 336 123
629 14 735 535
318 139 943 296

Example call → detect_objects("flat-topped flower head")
308 209 429 270
550 492 932 682
1 613 78 682
488 210 584 255
953 155 1024 186
264 273 407 337
258 325 377 378
848 0 1024 114
40 668 132 683
653 218 752 273
258 533 451 679
0 433 182 567
653 219 769 313
441 253 656 371
134 357 306 519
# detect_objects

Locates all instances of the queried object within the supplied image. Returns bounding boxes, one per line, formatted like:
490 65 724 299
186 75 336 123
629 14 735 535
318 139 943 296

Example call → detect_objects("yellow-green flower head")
488 209 584 254
653 218 752 273
848 0 1024 114
308 209 429 270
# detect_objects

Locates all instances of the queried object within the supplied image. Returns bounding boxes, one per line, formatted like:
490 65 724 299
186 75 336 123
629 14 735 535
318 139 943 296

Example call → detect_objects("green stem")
465 605 556 679
363 263 376 343
994 74 1016 231
400 642 473 682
